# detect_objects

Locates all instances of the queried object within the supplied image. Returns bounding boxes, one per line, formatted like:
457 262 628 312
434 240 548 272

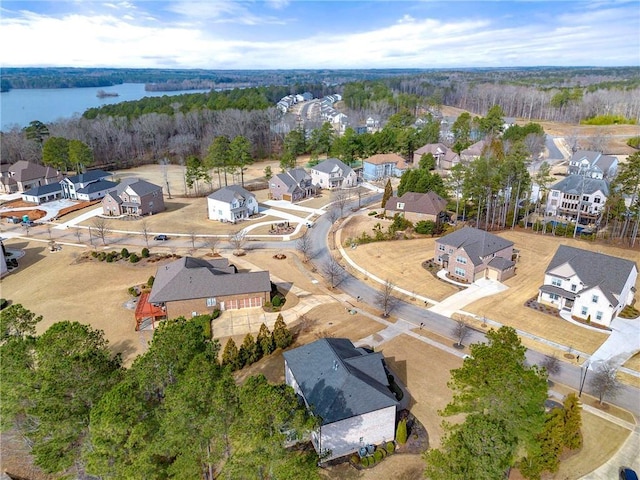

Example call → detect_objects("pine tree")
222 338 239 370
381 179 393 209
562 393 583 450
239 333 259 367
395 417 407 444
272 314 293 350
256 323 275 357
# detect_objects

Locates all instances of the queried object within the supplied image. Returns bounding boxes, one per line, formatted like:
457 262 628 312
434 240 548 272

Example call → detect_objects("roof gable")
386 191 447 216
437 227 514 265
207 185 255 204
313 158 353 176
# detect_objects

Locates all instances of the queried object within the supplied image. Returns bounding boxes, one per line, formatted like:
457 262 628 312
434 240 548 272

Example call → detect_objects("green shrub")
396 418 408 444
272 296 282 307
129 253 140 263
415 220 437 235
581 114 636 126
360 456 370 467
373 450 383 462
121 247 130 258
90 251 98 258
128 286 138 297
98 252 106 261
106 253 115 262
0 298 8 310
350 454 360 465
211 309 221 319
141 247 150 258
386 441 395 454
192 314 212 339
368 211 378 216
627 136 640 149
147 276 155 287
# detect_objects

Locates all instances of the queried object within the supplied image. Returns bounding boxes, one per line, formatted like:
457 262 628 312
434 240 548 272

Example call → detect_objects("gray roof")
539 284 577 300
149 256 270 303
312 158 353 177
76 180 118 194
275 167 311 190
545 245 638 306
22 183 62 196
551 175 610 196
386 191 447 216
437 227 514 266
207 185 255 204
65 169 112 184
9 161 59 182
488 256 515 270
115 177 162 197
283 338 398 425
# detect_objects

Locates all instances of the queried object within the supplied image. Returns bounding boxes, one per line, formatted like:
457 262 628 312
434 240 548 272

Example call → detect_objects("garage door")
486 268 499 280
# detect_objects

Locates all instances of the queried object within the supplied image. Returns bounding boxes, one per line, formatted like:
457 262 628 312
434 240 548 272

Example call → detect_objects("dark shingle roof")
207 185 255 203
545 245 638 306
551 175 610 196
275 168 310 189
76 180 118 194
386 191 447 216
283 338 397 425
437 227 514 266
64 169 112 184
22 183 62 196
313 158 353 176
116 178 162 196
149 256 270 303
9 161 57 182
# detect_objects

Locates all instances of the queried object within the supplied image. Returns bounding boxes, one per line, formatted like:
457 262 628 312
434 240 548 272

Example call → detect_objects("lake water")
0 83 210 130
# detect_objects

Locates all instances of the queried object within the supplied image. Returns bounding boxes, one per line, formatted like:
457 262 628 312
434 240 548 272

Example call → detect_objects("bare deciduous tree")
321 255 345 289
140 220 150 248
589 360 622 405
92 217 111 245
377 279 397 317
204 237 220 256
188 230 198 251
453 320 470 348
45 223 53 240
541 354 561 376
296 230 313 262
229 230 247 254
74 227 82 244
332 188 351 217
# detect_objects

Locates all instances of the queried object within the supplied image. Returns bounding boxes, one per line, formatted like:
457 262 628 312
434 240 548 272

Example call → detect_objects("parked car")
154 234 169 241
620 467 639 480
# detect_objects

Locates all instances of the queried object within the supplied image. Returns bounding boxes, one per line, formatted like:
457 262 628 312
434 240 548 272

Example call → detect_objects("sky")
1 1 639 69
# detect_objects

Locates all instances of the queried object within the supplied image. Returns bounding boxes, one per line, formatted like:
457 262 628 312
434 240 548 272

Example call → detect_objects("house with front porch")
434 226 516 282
362 153 410 181
385 191 448 224
310 158 357 190
102 178 165 217
537 245 638 328
1 161 62 194
60 169 113 200
568 150 618 179
147 256 271 320
283 338 399 461
207 185 258 223
269 167 316 202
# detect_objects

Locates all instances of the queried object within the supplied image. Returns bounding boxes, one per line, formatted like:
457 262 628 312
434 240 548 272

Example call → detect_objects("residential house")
435 226 516 282
102 178 165 217
311 158 357 190
362 153 410 181
0 161 61 194
148 256 271 319
21 183 64 204
413 143 460 170
269 167 316 202
545 175 609 225
283 338 399 461
459 140 487 163
207 185 258 223
385 191 448 224
568 150 618 179
60 169 113 200
537 245 638 328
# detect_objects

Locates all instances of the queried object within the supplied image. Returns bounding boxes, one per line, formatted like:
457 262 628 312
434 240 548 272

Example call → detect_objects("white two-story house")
310 158 357 190
537 245 638 328
545 175 609 225
207 185 258 223
568 150 618 179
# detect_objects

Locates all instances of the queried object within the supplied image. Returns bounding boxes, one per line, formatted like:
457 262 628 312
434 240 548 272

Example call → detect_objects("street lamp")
578 361 590 397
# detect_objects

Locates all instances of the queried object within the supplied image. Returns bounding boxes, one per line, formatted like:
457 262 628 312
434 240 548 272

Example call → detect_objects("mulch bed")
396 410 430 454
524 297 562 318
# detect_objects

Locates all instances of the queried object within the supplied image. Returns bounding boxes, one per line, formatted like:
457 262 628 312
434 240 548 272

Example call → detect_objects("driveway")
587 316 640 371
428 275 509 316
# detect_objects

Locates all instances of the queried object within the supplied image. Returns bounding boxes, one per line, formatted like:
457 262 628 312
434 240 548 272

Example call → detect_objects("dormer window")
397 202 404 210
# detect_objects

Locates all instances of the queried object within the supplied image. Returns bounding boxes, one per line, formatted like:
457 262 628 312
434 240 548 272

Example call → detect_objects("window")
581 306 588 316
549 293 559 301
191 311 198 317
206 298 216 307
582 195 589 202
571 284 577 292
551 277 562 287
438 244 445 251
454 267 466 277
552 191 559 197
596 311 603 321
593 197 601 204
456 256 467 264
592 294 599 303
397 202 405 210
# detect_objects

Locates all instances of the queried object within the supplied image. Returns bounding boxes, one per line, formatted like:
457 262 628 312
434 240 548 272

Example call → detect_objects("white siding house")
537 245 638 328
207 185 258 223
311 158 357 190
283 338 399 461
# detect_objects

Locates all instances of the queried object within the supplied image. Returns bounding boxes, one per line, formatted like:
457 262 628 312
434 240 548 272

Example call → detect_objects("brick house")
435 227 516 282
102 178 165 216
269 167 316 202
148 256 271 320
1 161 62 194
283 338 398 461
413 143 460 170
385 191 448 224
537 245 638 328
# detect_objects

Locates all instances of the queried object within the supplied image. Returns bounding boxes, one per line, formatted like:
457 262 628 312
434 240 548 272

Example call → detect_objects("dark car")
620 467 639 480
154 234 169 241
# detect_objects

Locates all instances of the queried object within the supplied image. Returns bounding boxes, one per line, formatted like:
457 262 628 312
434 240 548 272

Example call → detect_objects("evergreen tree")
562 393 583 450
396 417 407 444
272 314 293 349
256 323 275 356
381 179 393 209
238 333 259 367
222 338 240 370
229 135 253 186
